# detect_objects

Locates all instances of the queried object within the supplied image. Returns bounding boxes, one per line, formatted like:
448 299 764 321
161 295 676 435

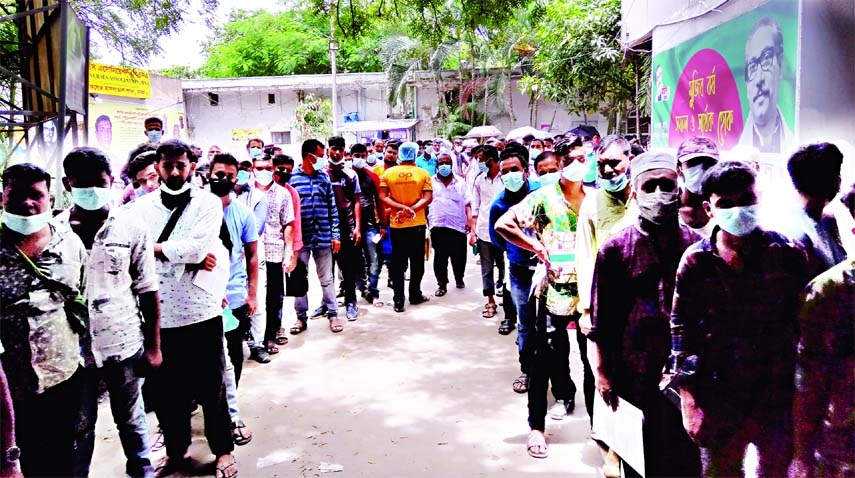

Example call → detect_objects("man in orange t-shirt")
379 141 433 313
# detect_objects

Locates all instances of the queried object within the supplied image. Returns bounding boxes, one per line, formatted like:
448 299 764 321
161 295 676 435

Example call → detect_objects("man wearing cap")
588 151 702 477
379 141 433 313
677 136 720 236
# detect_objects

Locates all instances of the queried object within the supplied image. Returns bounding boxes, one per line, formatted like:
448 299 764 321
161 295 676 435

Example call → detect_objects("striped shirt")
290 166 340 249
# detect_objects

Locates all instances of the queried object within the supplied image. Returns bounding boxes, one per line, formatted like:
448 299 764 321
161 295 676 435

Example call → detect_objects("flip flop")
482 303 498 318
290 319 307 335
214 455 238 478
527 432 548 459
329 317 344 333
231 420 253 446
512 374 529 394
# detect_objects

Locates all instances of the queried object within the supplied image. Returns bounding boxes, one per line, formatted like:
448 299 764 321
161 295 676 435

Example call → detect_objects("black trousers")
334 236 360 304
576 327 595 424
14 368 83 477
150 317 234 458
431 227 467 287
527 297 577 432
264 261 284 342
225 304 252 385
390 225 426 304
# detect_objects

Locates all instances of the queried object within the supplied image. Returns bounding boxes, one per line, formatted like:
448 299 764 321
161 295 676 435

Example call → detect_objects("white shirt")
129 187 224 329
260 184 295 264
471 171 503 241
56 208 159 366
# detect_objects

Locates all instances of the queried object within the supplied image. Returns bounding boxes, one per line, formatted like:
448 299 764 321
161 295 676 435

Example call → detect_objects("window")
271 131 292 144
207 92 219 106
268 93 276 104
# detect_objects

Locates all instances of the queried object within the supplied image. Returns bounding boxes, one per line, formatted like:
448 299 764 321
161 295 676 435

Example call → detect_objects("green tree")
69 0 219 65
520 0 646 132
199 6 385 78
294 94 332 142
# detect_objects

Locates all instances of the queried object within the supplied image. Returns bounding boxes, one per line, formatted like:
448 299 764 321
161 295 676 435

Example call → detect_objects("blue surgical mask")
477 161 489 174
313 154 327 170
249 147 262 159
682 163 708 195
146 130 162 143
353 158 366 169
538 172 560 187
236 170 252 186
437 164 453 177
713 204 760 237
254 170 274 186
2 210 52 235
529 148 542 160
367 154 379 165
344 160 353 170
599 173 629 193
502 171 525 192
71 187 112 211
562 159 588 182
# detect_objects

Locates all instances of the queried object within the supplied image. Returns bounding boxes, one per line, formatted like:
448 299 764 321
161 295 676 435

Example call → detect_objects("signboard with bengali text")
89 62 152 99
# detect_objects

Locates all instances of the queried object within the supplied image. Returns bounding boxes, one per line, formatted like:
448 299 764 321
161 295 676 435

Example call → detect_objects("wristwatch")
3 445 20 466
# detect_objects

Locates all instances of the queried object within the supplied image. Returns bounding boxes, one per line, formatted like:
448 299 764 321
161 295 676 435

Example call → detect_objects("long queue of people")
0 118 852 478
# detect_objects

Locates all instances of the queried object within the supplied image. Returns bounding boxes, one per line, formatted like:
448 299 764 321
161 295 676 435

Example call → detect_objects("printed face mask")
71 187 112 211
146 129 162 143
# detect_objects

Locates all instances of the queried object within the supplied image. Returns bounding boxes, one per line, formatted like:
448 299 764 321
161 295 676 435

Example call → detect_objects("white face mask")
159 181 192 196
561 159 588 182
71 187 112 211
254 170 274 186
1 210 52 235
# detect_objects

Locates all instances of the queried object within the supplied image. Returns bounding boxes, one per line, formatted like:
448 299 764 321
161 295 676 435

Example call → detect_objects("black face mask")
209 178 236 197
275 171 291 185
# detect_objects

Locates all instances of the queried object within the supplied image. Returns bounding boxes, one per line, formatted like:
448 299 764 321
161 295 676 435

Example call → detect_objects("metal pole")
55 0 68 203
329 4 338 135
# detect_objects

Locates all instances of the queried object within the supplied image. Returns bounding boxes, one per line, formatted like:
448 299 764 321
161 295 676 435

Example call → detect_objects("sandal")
527 431 548 459
373 298 384 308
151 427 165 452
290 319 307 335
512 374 529 394
329 317 344 333
498 319 515 335
215 455 238 478
231 420 253 446
275 328 289 345
265 340 279 355
482 303 498 318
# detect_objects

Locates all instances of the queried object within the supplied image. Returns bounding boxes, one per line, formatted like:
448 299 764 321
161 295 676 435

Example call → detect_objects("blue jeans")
295 247 338 318
75 350 154 478
509 264 536 374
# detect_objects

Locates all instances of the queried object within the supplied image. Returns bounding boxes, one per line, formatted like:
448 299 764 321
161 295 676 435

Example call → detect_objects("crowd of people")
0 116 852 478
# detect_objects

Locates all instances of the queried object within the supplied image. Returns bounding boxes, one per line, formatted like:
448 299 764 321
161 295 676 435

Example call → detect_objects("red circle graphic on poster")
669 49 743 149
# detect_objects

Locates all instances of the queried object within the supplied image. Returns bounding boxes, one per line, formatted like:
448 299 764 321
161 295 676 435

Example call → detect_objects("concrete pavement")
91 253 603 477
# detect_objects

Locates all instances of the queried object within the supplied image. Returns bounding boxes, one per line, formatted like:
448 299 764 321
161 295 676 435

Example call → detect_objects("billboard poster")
88 99 187 174
651 0 798 154
89 62 152 99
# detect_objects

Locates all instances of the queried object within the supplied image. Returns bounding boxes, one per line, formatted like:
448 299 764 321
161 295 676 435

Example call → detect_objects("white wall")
183 73 608 155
